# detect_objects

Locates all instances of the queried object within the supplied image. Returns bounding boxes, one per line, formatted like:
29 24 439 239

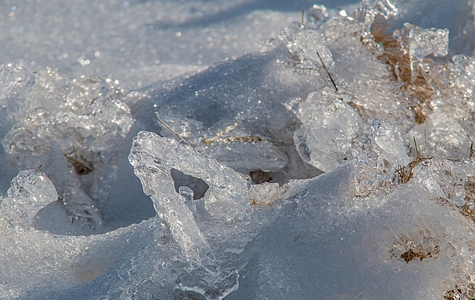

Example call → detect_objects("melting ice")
1 0 475 299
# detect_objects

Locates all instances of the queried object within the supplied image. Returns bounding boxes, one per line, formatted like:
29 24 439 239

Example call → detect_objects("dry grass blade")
317 52 338 92
157 117 197 152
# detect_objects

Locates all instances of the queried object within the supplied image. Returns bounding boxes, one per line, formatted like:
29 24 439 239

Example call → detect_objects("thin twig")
470 140 474 158
413 136 419 158
317 52 338 92
157 117 197 152
301 7 305 24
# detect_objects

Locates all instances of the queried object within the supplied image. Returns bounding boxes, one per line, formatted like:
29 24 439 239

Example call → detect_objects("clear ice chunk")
351 119 410 202
1 169 57 227
394 23 449 60
409 110 471 158
1 67 133 233
278 22 334 71
129 131 248 299
353 0 399 29
370 119 410 167
293 88 363 172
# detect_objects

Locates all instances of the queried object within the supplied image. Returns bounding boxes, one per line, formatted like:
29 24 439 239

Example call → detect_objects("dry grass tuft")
371 15 436 123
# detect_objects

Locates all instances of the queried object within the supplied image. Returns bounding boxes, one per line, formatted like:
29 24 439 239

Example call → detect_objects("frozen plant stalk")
129 131 244 299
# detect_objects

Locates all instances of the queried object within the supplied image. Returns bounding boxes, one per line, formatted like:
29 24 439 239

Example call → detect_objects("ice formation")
2 0 475 299
0 66 133 234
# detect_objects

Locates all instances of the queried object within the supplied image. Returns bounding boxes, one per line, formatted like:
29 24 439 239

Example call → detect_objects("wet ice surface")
2 0 475 299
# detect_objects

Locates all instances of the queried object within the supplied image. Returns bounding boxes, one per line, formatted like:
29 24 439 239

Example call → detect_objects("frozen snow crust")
2 0 475 299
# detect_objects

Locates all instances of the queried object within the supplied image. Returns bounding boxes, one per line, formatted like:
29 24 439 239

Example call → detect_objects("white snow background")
1 0 475 299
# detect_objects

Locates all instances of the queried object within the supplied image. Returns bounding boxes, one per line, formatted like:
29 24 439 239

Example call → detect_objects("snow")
1 0 475 299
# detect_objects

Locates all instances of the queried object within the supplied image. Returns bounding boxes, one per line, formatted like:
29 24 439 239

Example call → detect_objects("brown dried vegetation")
399 246 439 263
63 152 94 175
370 15 436 124
456 176 475 222
394 138 432 184
389 229 440 264
444 283 475 300
444 286 464 300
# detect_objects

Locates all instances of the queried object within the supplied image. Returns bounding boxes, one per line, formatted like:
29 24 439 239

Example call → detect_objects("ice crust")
2 0 475 299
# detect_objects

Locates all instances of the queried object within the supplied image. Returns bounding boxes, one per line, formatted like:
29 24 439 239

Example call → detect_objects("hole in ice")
250 169 273 184
249 169 285 184
63 146 96 175
170 168 209 200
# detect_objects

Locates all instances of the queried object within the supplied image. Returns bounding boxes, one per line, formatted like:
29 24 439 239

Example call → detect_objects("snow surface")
1 0 475 299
